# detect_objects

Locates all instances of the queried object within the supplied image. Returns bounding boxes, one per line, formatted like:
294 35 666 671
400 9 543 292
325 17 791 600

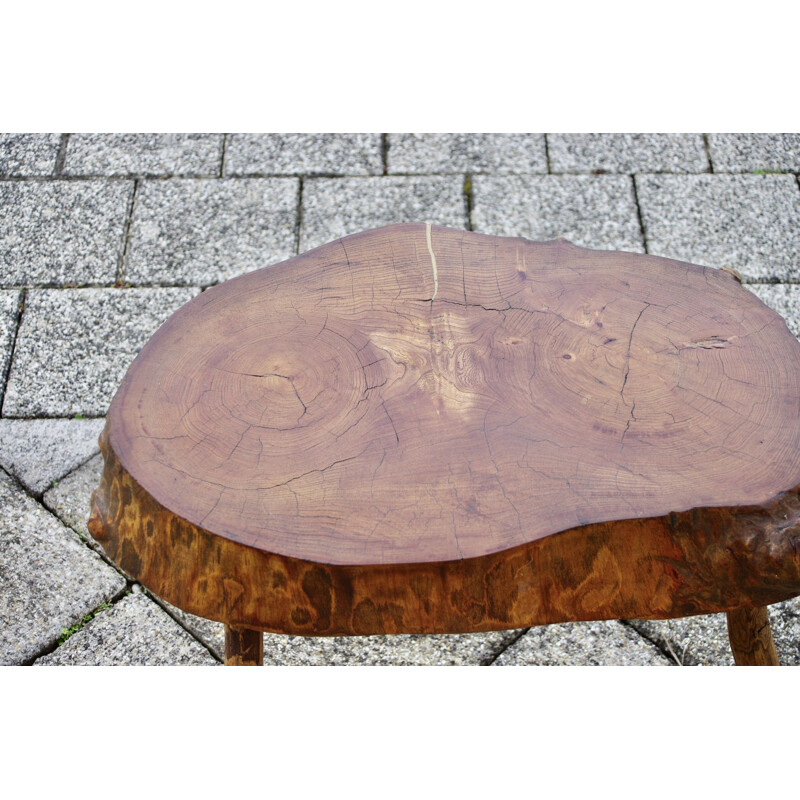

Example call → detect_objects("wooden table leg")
726 606 780 665
224 625 264 666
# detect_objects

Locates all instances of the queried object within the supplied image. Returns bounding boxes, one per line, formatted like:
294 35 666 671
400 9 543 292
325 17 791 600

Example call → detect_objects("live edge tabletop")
89 223 800 648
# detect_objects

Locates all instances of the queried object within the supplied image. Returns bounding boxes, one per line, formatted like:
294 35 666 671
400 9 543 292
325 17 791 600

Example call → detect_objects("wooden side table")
88 223 800 665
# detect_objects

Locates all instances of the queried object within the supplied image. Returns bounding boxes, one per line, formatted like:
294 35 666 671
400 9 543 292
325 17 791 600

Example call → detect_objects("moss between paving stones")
58 601 112 645
35 593 218 666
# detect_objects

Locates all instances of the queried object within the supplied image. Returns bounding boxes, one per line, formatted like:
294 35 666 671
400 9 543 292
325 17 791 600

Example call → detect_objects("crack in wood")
426 222 438 301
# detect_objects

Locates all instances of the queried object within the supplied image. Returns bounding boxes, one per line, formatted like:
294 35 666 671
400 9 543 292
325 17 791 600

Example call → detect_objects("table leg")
224 625 264 666
726 605 780 665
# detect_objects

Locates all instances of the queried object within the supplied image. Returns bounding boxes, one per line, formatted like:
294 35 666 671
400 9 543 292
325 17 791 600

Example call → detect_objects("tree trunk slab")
88 224 800 639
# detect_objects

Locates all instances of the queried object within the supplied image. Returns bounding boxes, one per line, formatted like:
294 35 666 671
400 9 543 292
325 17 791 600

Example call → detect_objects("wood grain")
87 224 800 636
224 626 263 666
726 606 780 665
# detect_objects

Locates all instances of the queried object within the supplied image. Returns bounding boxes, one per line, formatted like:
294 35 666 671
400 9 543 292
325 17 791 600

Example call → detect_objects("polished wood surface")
224 626 264 666
727 606 780 665
88 223 800 636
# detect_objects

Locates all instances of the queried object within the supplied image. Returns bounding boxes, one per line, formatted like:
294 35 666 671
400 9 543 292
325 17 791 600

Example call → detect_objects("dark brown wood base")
224 625 263 666
726 606 780 666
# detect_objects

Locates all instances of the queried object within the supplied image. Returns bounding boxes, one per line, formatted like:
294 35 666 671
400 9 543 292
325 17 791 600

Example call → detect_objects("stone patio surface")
2 132 799 666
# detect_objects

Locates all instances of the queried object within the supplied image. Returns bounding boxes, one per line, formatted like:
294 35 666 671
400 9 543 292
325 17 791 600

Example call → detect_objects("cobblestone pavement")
2 133 800 666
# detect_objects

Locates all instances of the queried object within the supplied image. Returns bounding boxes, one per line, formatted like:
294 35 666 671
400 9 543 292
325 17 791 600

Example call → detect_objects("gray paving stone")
124 178 298 286
35 593 218 665
224 133 382 176
155 600 226 659
261 628 522 665
708 133 800 173
300 176 467 252
0 180 133 287
43 453 103 544
0 417 104 494
472 175 644 252
626 616 731 666
636 174 800 281
547 133 709 174
259 629 521 666
492 620 671 665
0 133 61 176
746 284 800 338
63 133 223 177
0 290 20 398
158 597 522 664
0 469 125 664
387 133 547 174
3 287 198 417
627 596 800 666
